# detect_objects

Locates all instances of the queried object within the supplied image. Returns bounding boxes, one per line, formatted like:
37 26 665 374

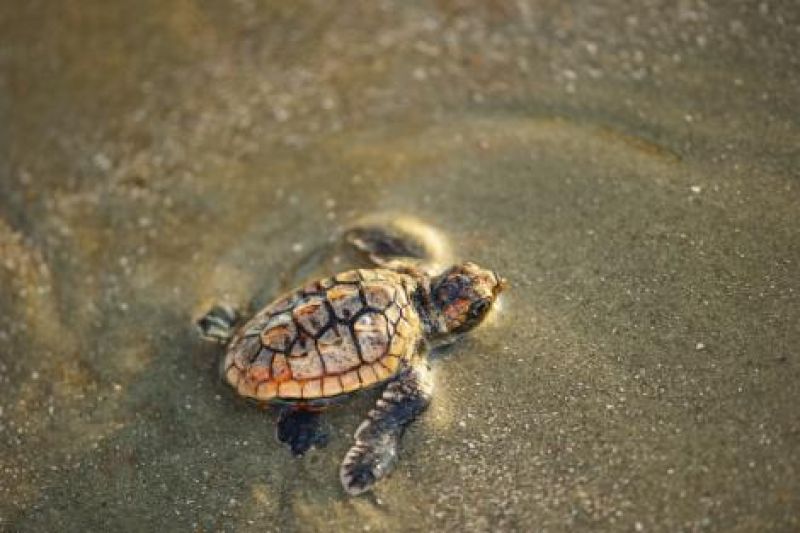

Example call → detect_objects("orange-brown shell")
222 269 420 403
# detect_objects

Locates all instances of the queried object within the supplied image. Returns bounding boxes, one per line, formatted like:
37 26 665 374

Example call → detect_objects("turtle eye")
468 299 490 320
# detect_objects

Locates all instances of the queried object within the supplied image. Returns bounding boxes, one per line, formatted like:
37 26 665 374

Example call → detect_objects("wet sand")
1 1 798 531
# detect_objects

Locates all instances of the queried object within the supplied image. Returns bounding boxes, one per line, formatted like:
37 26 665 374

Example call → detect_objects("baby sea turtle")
197 223 506 495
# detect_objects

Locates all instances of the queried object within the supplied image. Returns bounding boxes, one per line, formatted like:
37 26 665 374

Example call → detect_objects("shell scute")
357 269 380 281
248 361 271 383
256 381 278 400
271 354 291 382
358 364 379 386
334 270 360 283
225 366 241 387
288 350 325 379
302 279 326 294
385 303 402 325
269 291 303 314
395 286 409 307
292 296 330 337
322 375 343 396
354 312 389 363
318 324 361 373
302 379 323 399
260 313 296 352
290 334 315 357
395 316 414 339
231 335 261 369
381 355 400 373
279 380 302 398
237 376 258 397
253 347 274 367
327 284 363 321
363 282 394 310
372 361 392 380
340 370 361 392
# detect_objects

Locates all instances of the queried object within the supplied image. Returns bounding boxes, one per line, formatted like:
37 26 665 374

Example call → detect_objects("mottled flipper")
345 216 449 272
277 409 328 456
340 365 433 495
196 304 240 344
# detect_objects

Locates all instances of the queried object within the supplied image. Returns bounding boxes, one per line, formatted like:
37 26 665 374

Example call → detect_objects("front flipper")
340 365 433 495
277 409 329 456
344 216 450 272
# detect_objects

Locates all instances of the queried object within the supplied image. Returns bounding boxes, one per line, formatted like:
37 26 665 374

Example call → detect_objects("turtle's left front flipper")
340 365 433 495
344 216 450 274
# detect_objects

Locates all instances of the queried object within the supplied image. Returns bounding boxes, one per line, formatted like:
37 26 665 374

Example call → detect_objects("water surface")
1 1 798 531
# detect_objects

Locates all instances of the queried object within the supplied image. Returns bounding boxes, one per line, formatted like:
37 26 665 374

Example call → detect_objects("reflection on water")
1 1 799 531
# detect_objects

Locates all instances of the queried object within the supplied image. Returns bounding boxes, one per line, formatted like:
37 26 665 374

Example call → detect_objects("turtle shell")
222 268 420 403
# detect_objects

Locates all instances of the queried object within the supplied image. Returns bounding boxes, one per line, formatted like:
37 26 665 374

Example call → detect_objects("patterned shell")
222 268 421 402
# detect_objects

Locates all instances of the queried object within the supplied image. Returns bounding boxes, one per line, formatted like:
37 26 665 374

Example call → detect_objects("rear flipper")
196 303 240 344
277 409 329 456
340 365 433 495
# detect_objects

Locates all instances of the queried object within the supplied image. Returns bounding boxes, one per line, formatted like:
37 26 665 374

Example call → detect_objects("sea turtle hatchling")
197 223 507 495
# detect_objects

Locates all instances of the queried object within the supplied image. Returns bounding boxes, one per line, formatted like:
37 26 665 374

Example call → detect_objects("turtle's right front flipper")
340 364 433 495
196 303 240 344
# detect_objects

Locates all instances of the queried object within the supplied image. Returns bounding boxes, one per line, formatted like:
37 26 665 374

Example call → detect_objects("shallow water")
1 1 799 531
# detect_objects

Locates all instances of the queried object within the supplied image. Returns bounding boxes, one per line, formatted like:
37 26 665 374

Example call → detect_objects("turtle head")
431 262 507 335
